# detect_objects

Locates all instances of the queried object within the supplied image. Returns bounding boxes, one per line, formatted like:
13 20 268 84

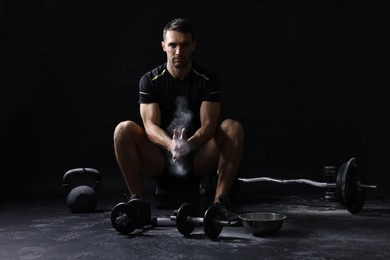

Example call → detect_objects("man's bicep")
140 103 161 127
200 101 220 126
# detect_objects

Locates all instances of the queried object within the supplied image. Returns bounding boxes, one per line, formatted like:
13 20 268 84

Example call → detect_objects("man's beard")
172 57 188 68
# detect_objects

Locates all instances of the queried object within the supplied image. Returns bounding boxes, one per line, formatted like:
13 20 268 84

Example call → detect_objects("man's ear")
161 41 166 52
192 41 196 51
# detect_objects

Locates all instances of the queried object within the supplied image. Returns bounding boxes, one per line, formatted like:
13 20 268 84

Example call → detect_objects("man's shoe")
213 195 239 222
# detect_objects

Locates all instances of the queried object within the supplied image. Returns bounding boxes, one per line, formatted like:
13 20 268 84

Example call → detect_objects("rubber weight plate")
176 203 196 236
337 157 366 214
111 202 138 234
204 205 223 239
336 163 347 206
129 199 151 228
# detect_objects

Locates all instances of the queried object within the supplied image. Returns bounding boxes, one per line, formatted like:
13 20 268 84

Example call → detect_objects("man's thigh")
193 138 220 178
138 133 165 177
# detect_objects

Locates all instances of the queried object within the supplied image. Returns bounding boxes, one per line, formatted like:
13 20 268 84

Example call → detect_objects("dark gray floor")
1 179 390 260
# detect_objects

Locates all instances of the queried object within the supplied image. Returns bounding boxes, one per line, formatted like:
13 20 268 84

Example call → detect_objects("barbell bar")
237 177 377 189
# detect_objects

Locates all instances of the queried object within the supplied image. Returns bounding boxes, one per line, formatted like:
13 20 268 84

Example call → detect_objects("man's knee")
114 120 142 144
221 119 244 141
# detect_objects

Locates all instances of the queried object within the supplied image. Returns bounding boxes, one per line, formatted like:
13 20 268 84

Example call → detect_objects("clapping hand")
171 128 190 162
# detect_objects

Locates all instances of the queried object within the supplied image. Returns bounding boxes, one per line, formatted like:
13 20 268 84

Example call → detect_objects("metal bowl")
239 212 287 236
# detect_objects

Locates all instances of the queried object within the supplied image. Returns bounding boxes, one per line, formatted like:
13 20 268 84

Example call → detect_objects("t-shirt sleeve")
138 73 156 104
203 73 221 102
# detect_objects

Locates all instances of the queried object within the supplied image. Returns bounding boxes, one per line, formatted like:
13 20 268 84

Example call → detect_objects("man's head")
162 18 196 71
162 18 195 41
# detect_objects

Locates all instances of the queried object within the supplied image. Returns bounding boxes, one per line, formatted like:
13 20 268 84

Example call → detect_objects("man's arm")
188 101 221 150
140 103 172 151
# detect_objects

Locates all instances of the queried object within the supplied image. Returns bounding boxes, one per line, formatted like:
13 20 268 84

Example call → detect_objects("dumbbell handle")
151 216 176 226
238 177 377 189
357 183 377 189
170 215 238 226
188 216 204 225
170 215 203 225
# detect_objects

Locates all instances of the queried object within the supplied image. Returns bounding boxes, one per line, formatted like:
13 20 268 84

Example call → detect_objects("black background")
1 1 387 202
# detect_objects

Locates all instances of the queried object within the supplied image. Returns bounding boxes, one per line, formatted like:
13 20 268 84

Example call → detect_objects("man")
113 18 244 220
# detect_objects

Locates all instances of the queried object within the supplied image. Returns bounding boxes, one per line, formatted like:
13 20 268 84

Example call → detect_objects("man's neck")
167 62 192 80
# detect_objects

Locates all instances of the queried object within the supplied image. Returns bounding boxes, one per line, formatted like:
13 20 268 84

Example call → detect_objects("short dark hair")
163 18 195 41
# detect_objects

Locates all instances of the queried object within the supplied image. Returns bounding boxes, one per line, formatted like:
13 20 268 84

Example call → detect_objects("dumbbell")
238 157 377 214
62 168 101 213
111 198 154 234
170 203 239 239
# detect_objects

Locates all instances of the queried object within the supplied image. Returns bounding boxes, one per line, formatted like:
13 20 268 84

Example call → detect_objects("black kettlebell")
62 168 101 213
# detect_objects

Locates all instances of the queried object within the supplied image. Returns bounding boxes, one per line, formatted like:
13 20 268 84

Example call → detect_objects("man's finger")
173 129 178 140
180 128 186 139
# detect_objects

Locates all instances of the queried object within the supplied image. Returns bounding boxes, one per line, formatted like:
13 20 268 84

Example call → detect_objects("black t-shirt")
138 62 221 137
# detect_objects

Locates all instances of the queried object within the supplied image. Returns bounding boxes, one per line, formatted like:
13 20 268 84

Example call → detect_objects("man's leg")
193 119 244 203
113 120 165 200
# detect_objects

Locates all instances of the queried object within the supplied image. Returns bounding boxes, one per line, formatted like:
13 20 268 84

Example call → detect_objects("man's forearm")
188 125 215 150
145 124 172 151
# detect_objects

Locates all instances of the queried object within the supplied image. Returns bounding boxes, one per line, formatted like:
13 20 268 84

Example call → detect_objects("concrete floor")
1 179 390 260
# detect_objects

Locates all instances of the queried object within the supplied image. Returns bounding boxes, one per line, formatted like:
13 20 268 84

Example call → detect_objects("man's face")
162 30 196 69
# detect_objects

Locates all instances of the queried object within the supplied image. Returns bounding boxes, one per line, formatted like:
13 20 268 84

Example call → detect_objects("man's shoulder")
192 63 218 81
143 63 167 80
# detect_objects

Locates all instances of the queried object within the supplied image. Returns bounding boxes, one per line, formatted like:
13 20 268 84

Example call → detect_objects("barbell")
237 157 377 214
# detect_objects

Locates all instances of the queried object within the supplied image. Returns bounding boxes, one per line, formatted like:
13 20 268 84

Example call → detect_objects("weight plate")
336 163 347 206
176 203 196 236
129 199 151 228
203 205 223 239
338 157 366 214
111 202 138 234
